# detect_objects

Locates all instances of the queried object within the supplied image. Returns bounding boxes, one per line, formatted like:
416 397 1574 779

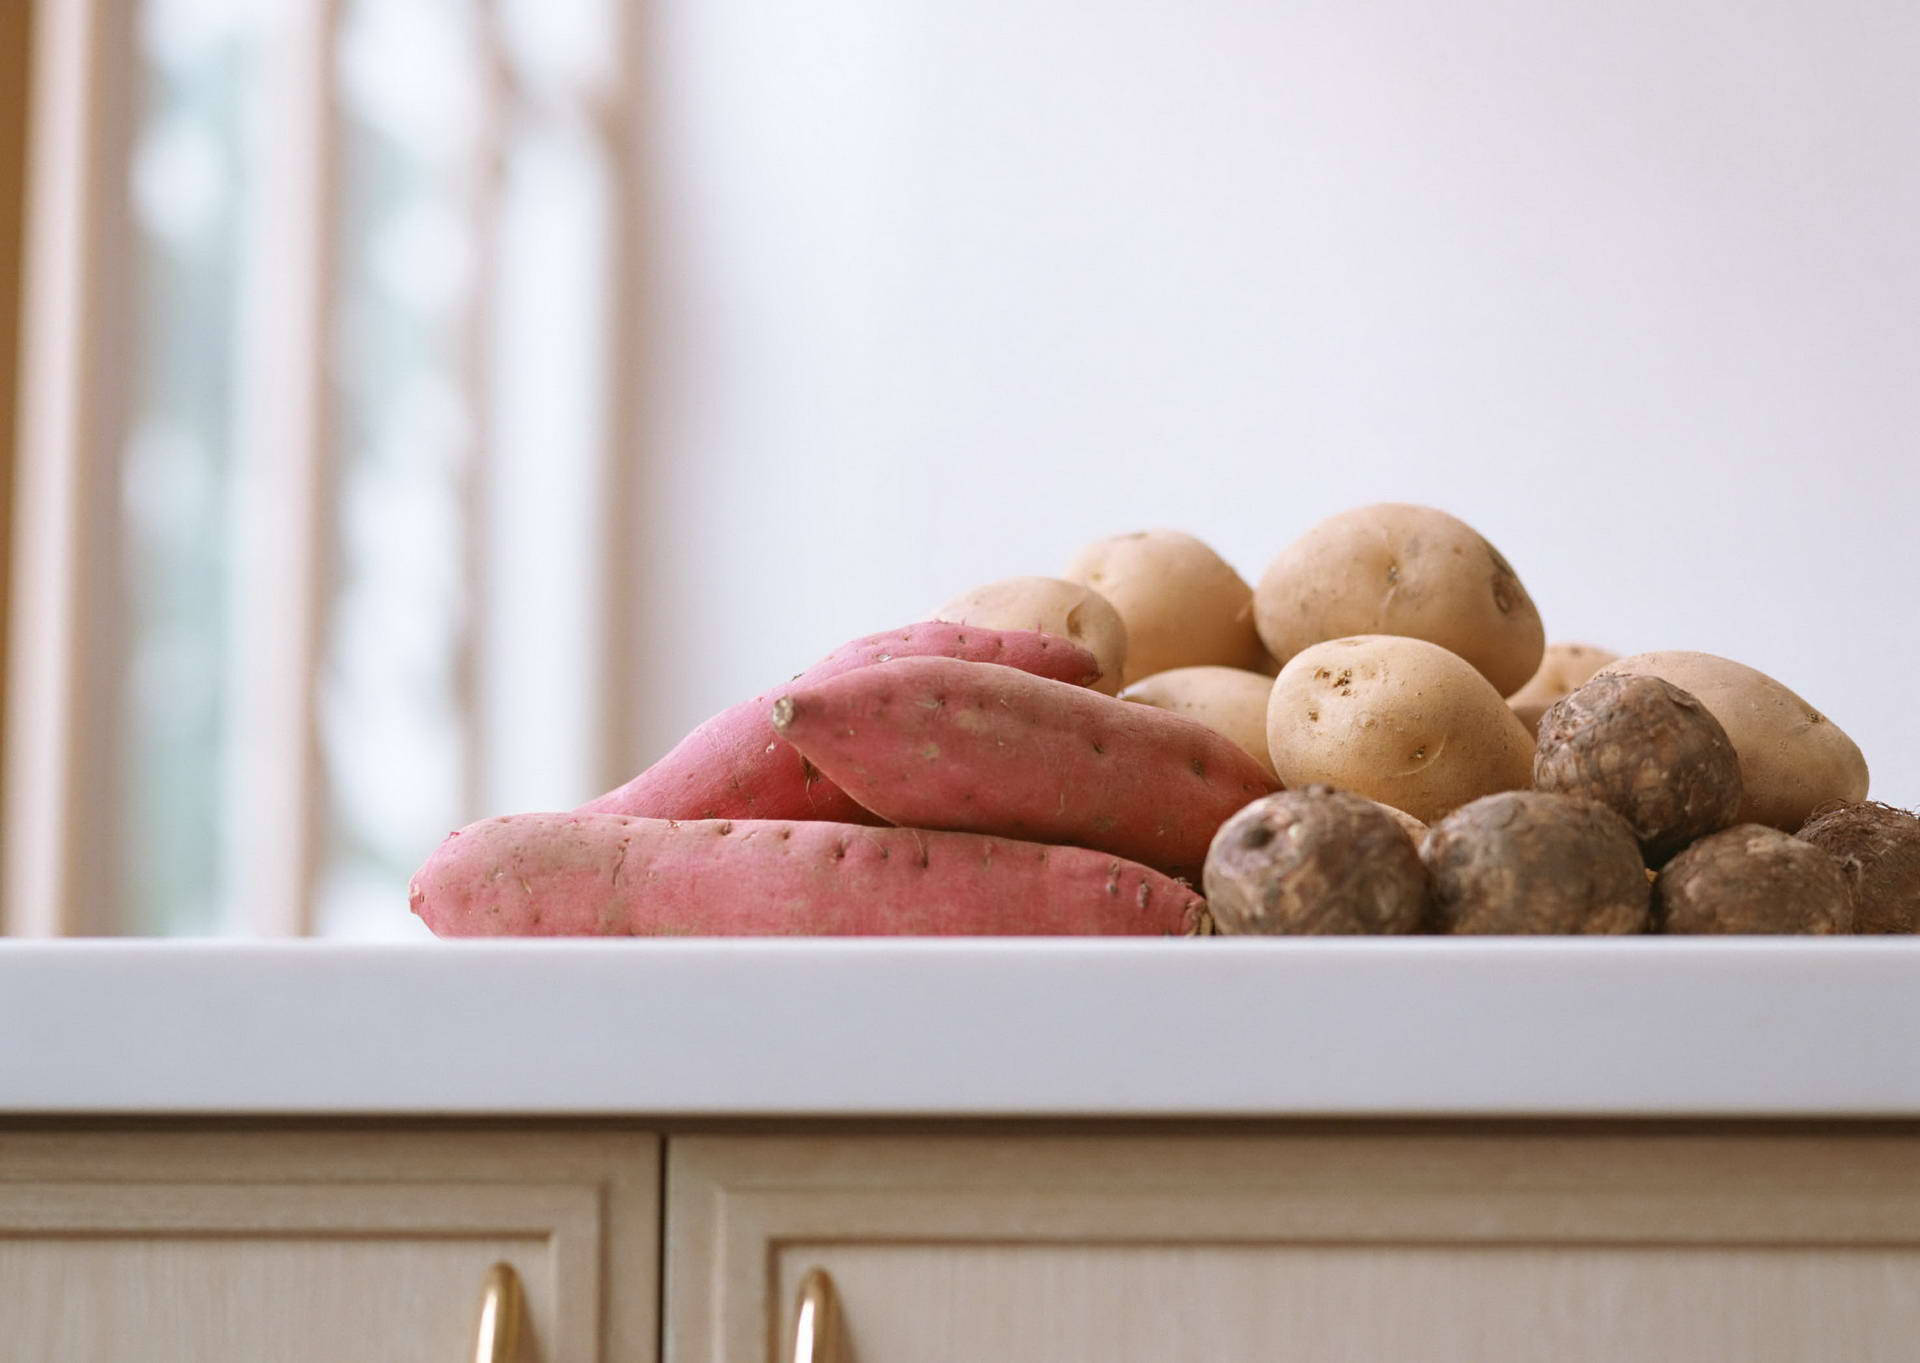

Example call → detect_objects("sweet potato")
580 623 1103 824
410 813 1212 937
770 655 1279 878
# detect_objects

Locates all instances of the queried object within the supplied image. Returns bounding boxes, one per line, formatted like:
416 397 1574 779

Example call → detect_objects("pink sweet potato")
770 655 1280 879
579 623 1103 824
410 812 1211 936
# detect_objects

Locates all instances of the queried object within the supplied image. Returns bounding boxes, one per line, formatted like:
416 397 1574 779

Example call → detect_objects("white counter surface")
1 939 1916 1118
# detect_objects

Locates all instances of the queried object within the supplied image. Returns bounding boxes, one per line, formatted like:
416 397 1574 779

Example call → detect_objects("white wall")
623 0 1920 806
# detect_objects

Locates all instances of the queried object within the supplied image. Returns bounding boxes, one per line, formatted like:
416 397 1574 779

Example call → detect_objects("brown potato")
1653 825 1853 934
1422 791 1650 935
1254 504 1545 696
1065 530 1264 684
1796 801 1920 934
1597 651 1869 830
1265 635 1535 825
1121 666 1278 779
934 576 1128 695
1533 674 1744 866
1507 641 1618 726
1204 786 1428 935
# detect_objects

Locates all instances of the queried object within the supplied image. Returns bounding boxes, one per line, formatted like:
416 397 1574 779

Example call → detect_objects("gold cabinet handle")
791 1267 841 1363
472 1262 524 1363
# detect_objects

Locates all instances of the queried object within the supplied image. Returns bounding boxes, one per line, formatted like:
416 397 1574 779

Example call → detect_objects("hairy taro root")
1795 802 1920 934
1532 674 1743 866
1203 786 1428 935
1653 825 1853 934
1422 791 1649 935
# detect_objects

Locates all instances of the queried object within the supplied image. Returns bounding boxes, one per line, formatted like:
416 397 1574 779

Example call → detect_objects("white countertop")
2 939 1916 1118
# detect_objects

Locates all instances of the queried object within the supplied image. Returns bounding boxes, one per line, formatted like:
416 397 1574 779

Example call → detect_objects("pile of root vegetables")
409 503 1919 938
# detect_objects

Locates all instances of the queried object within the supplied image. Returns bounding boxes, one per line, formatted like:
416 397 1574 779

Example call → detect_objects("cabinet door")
0 1127 658 1363
666 1129 1920 1363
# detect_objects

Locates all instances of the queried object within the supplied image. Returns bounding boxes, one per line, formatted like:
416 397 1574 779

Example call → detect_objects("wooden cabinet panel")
0 1128 659 1363
666 1130 1920 1363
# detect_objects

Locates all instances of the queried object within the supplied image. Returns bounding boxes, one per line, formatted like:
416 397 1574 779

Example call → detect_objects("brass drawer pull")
791 1267 841 1363
472 1262 524 1363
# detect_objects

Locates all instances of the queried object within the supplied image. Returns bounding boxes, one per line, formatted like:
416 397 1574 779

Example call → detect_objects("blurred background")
2 0 1916 938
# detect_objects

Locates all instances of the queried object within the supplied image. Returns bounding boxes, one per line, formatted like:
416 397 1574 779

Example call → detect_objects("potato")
1265 635 1536 824
1121 665 1278 779
1064 530 1264 684
935 576 1128 695
1508 641 1618 732
1597 651 1869 831
1254 504 1546 697
1422 791 1650 935
1203 786 1428 935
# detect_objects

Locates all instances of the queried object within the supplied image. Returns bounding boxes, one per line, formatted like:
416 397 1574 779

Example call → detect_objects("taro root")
1532 674 1743 866
1796 801 1920 934
1422 790 1649 935
1202 785 1428 935
1653 824 1853 934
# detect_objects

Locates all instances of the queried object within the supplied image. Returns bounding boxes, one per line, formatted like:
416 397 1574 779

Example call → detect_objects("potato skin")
1204 786 1428 935
1265 635 1536 825
1508 642 1617 733
1065 530 1264 684
1653 824 1853 934
1122 666 1278 779
1597 651 1869 831
1796 801 1920 934
935 576 1128 694
1422 791 1650 935
1254 504 1546 696
1533 674 1744 866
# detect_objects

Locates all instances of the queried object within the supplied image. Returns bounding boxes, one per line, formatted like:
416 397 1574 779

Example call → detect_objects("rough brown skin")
1654 824 1853 935
1203 786 1428 935
1422 791 1650 935
411 813 1213 937
1796 801 1920 934
1533 674 1744 867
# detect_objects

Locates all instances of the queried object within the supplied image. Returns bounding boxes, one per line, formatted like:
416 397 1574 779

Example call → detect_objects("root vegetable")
580 622 1102 824
1064 530 1264 683
1422 791 1650 935
1653 824 1853 934
1265 635 1535 825
1796 801 1920 934
1203 786 1428 935
412 813 1211 937
1255 504 1546 696
1533 674 1743 866
770 654 1279 879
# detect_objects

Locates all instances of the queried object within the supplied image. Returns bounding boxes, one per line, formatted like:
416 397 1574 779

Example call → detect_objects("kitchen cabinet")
0 1128 659 1363
667 1130 1920 1363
